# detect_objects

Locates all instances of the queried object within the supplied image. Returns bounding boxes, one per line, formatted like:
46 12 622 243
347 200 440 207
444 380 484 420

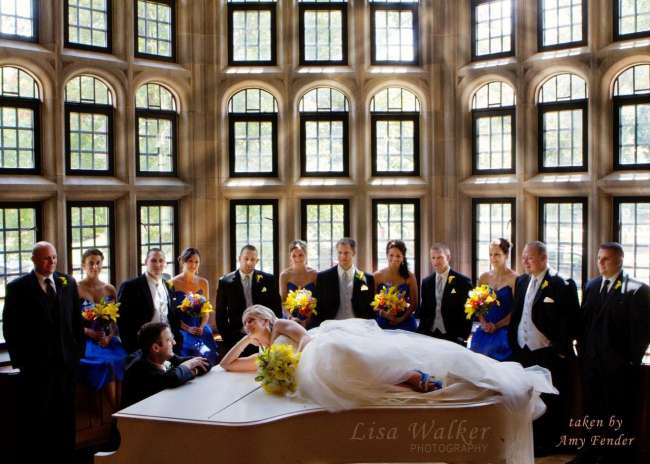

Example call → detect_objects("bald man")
2 241 83 462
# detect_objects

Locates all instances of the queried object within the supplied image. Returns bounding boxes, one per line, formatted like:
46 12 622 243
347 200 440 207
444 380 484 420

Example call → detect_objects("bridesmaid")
469 238 517 361
373 240 418 331
171 247 219 365
279 240 317 323
78 249 127 409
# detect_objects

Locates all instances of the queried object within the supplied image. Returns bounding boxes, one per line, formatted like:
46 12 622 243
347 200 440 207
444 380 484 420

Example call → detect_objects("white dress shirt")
600 272 620 293
35 271 56 295
146 272 169 324
432 267 451 334
335 265 356 320
517 269 551 351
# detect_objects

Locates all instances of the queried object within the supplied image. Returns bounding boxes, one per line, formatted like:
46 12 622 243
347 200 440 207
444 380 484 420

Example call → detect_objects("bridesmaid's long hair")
386 240 410 280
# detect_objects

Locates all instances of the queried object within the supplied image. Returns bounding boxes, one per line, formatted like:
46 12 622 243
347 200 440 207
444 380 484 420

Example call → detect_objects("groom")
310 238 375 327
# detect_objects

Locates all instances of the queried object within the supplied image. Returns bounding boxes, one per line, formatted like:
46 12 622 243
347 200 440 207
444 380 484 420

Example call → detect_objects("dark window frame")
228 112 278 178
64 103 114 176
0 0 39 43
537 99 588 173
298 2 348 66
369 1 419 66
66 200 116 284
371 112 420 177
471 197 516 281
537 0 588 52
538 197 588 291
0 201 42 348
371 198 421 282
613 94 650 171
613 0 650 41
137 200 180 276
471 0 515 61
300 111 349 177
133 0 176 62
227 2 277 66
229 199 279 276
613 196 650 284
0 96 41 175
64 0 113 53
471 106 516 175
135 108 178 177
300 198 351 268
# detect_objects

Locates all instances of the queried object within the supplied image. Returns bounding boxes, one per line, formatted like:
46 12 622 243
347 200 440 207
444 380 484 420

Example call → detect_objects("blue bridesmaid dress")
374 282 417 331
469 286 513 361
175 290 219 365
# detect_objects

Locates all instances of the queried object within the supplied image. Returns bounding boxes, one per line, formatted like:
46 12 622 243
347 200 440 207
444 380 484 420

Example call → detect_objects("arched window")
614 0 650 40
135 82 178 175
538 0 587 51
65 0 111 51
228 0 277 66
538 73 587 171
613 64 650 169
0 0 37 42
228 88 278 176
471 81 515 174
370 87 420 176
298 1 347 66
369 0 419 65
135 0 176 60
64 75 114 174
472 0 514 60
299 87 349 176
0 66 40 173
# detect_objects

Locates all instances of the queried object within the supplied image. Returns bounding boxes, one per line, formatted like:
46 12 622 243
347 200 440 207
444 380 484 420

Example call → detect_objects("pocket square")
543 296 554 303
360 285 369 292
261 287 267 293
451 288 457 294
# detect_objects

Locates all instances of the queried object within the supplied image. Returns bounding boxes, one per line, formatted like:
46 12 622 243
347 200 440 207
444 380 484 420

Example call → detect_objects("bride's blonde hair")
242 304 278 332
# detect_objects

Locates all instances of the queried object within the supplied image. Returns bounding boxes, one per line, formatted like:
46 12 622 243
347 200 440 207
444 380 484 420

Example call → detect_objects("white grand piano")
96 367 524 464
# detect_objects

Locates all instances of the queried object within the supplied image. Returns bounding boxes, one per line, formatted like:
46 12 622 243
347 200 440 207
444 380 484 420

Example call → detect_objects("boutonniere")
165 280 174 290
255 274 263 283
614 280 622 291
447 275 455 284
58 276 68 287
261 286 267 293
541 280 548 290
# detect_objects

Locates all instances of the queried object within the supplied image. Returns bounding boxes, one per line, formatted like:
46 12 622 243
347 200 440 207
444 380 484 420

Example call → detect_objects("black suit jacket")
311 266 375 327
508 269 579 357
215 270 282 350
579 272 650 373
3 270 83 371
117 274 179 354
417 269 473 343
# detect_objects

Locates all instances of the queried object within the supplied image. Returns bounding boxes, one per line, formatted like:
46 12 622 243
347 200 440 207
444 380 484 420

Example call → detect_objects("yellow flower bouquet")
283 288 318 320
178 292 213 319
371 285 409 317
81 298 120 334
255 343 301 395
464 285 500 320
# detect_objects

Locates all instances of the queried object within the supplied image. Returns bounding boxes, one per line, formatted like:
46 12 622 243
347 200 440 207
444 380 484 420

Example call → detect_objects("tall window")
614 0 650 40
135 82 178 175
299 87 349 176
135 0 175 60
538 0 587 50
65 75 114 175
65 0 111 51
538 73 587 172
372 199 420 278
472 198 515 279
301 200 350 270
230 200 278 275
0 0 37 41
472 0 514 60
539 198 587 291
369 0 419 65
613 64 650 170
0 203 41 344
228 88 278 177
370 87 420 176
67 202 114 283
138 201 178 275
614 198 650 284
472 81 515 174
228 0 277 66
299 1 347 65
0 66 40 173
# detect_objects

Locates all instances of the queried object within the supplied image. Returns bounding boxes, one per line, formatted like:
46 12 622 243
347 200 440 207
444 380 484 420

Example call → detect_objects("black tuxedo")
508 268 579 452
2 270 83 461
117 274 179 354
310 266 375 328
576 272 650 460
215 270 282 352
417 269 473 345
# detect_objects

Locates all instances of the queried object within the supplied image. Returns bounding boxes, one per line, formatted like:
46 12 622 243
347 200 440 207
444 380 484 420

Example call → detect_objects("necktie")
44 277 57 303
600 279 610 304
436 275 444 300
243 274 253 308
525 277 538 308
